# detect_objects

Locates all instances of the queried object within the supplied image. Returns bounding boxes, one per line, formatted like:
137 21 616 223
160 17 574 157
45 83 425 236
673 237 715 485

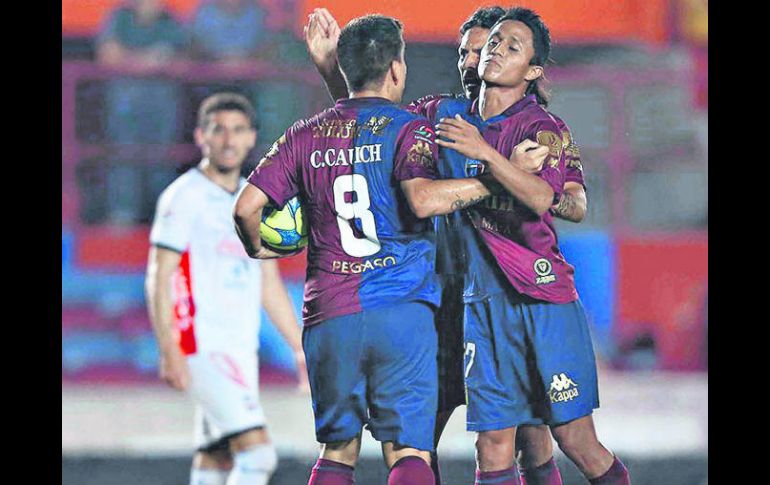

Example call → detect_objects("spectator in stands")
96 0 187 222
190 0 270 63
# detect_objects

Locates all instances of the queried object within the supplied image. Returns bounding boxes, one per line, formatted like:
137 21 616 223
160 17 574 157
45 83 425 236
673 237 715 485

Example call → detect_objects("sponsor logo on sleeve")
465 158 486 176
264 134 286 159
536 130 563 169
534 257 556 285
407 140 436 168
414 125 434 144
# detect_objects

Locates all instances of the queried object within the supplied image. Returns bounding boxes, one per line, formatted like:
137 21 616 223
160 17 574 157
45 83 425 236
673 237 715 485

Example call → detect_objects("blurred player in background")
145 93 307 485
431 8 630 485
234 14 501 485
303 6 587 485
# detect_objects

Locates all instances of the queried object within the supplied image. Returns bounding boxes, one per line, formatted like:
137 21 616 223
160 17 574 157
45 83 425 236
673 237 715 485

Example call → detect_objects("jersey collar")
469 93 537 123
335 97 397 110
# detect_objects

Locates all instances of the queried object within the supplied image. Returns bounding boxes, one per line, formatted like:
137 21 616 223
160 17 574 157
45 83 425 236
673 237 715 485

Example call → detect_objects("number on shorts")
333 174 381 257
464 342 476 378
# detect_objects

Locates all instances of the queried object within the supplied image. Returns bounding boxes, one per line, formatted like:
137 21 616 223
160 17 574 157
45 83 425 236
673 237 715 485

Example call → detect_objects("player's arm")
436 114 557 216
144 246 190 391
233 184 290 259
304 8 348 102
401 177 493 218
260 259 309 390
553 183 587 222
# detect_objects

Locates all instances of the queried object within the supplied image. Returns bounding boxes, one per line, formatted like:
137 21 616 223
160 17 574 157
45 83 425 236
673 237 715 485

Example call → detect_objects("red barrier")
616 234 708 370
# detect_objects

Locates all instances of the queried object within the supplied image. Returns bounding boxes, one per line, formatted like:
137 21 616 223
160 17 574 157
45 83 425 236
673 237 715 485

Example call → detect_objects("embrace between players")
232 5 630 485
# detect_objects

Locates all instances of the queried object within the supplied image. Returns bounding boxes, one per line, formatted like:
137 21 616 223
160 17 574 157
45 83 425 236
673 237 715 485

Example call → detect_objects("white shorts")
187 348 266 450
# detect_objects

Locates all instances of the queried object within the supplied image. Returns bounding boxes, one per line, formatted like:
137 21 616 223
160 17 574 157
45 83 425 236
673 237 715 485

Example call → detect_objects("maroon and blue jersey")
425 94 578 304
248 97 441 326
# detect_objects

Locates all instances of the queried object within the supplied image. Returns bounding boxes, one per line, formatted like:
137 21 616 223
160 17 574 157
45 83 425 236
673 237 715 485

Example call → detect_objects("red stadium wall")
616 234 708 371
298 0 672 44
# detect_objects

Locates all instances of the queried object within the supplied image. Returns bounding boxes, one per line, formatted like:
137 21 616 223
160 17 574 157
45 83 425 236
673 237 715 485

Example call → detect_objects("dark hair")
494 7 552 106
459 6 506 34
197 92 258 130
337 15 404 92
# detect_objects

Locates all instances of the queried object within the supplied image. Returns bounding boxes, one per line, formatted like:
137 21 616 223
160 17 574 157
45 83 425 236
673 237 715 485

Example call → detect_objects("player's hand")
435 114 493 161
511 139 549 173
303 8 340 74
293 349 311 394
159 346 190 391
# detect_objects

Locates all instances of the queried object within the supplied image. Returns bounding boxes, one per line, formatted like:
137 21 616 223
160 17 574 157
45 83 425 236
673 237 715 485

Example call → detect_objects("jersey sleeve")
525 117 567 200
561 125 587 190
149 182 198 253
393 118 440 182
405 94 448 123
247 124 301 207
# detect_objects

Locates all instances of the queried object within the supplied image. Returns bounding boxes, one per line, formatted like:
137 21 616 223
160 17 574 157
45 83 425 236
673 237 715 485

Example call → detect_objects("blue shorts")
464 292 599 432
303 301 438 452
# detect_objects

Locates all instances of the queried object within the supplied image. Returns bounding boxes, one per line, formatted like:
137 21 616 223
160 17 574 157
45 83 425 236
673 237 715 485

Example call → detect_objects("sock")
388 456 434 485
430 451 443 485
475 466 521 485
226 444 278 485
520 457 562 485
308 458 355 485
190 468 229 485
588 456 630 485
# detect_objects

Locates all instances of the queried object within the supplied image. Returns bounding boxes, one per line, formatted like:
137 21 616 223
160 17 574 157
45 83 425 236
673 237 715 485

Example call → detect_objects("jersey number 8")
333 174 381 257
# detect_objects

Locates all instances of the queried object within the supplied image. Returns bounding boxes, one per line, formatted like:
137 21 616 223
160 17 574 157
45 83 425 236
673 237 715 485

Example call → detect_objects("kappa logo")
534 258 556 285
548 373 580 404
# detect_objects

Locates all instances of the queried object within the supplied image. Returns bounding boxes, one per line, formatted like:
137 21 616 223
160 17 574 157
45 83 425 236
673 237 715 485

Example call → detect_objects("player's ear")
389 60 400 86
193 127 205 148
525 65 543 82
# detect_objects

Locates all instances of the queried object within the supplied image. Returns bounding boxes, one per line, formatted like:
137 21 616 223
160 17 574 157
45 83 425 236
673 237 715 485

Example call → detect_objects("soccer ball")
260 196 308 252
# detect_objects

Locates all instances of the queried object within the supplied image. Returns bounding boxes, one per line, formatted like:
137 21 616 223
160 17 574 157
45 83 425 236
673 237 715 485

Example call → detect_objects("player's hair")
494 7 552 106
459 6 506 34
337 14 404 92
197 92 258 130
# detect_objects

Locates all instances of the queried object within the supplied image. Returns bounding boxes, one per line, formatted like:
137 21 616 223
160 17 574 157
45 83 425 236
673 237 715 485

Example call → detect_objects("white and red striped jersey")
149 168 263 355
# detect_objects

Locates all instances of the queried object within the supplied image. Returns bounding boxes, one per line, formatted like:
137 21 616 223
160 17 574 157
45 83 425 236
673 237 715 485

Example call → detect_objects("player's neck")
350 88 398 103
198 159 241 193
478 83 527 121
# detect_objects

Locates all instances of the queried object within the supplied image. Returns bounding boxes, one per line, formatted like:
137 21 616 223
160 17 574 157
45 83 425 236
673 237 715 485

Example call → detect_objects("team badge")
534 258 556 285
407 140 435 168
465 158 486 176
537 130 562 169
548 373 580 404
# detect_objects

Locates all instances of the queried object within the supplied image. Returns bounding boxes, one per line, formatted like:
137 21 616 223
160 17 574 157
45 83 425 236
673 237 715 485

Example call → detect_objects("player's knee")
321 436 361 465
552 422 597 459
476 429 516 469
516 426 553 467
233 443 278 475
194 450 234 471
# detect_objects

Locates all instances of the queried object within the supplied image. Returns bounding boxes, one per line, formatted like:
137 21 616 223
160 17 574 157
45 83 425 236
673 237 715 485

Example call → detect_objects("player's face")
478 20 543 90
457 26 489 100
195 110 257 172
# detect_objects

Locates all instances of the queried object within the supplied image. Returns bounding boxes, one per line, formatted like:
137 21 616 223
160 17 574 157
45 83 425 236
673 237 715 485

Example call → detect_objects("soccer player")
431 8 631 485
145 93 307 485
233 15 499 485
303 7 588 484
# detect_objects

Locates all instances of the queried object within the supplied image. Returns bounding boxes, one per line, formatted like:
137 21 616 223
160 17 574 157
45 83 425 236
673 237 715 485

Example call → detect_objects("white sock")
225 444 278 485
190 467 229 485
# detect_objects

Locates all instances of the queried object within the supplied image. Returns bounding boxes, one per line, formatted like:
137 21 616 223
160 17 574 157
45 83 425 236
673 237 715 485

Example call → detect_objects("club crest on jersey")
465 158 486 176
548 373 579 404
362 115 393 135
534 258 556 285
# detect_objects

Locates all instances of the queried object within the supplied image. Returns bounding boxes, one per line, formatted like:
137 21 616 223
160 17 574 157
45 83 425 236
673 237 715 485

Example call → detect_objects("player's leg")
225 427 278 485
432 274 467 485
303 313 369 484
465 297 531 485
366 301 438 485
526 299 629 484
190 445 232 485
516 425 562 485
186 350 276 485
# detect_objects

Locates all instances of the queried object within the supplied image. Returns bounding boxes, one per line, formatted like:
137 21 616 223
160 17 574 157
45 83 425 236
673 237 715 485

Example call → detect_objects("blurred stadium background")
61 0 708 483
